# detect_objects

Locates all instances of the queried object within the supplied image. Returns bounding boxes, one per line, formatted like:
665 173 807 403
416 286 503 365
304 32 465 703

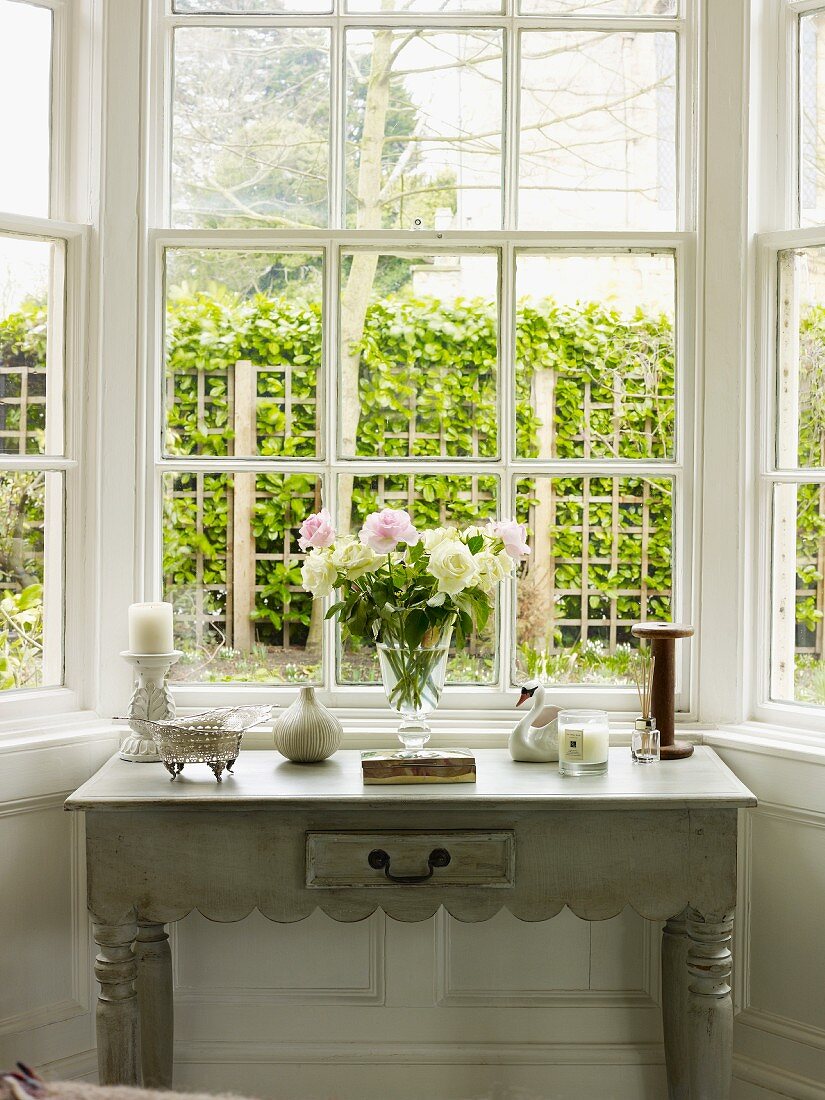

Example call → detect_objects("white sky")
0 0 52 315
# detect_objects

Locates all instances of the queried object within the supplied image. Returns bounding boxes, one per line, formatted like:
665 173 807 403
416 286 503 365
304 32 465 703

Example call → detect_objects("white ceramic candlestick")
119 650 182 762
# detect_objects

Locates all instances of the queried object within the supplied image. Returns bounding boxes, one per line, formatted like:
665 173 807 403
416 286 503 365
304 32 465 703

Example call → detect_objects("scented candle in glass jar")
558 710 610 776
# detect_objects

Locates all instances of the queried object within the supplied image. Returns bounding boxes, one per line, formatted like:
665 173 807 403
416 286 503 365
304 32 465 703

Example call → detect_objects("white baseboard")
43 1044 825 1100
39 1049 97 1082
174 1039 665 1067
734 1054 825 1100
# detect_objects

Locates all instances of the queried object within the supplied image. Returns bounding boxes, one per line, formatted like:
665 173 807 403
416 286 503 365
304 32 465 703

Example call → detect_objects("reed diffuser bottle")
632 647 660 764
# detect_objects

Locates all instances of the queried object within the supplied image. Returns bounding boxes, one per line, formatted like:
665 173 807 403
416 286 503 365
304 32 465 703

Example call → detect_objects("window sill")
0 709 119 753
704 723 825 766
0 705 713 755
243 711 711 750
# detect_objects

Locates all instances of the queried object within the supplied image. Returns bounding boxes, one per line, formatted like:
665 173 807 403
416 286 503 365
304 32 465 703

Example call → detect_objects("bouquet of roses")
299 507 529 720
299 507 529 647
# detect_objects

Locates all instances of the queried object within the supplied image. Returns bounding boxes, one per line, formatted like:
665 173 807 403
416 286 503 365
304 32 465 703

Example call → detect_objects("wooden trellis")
795 480 825 658
529 476 673 656
160 354 819 669
524 368 673 656
0 354 46 455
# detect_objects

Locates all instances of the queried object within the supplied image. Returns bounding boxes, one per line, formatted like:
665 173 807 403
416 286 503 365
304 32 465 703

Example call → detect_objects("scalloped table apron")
66 747 756 1100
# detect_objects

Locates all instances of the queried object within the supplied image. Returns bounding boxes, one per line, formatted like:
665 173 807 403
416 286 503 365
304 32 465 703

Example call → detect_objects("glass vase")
377 631 451 755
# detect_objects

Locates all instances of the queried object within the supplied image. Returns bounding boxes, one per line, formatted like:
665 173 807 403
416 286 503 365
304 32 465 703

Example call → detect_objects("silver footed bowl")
121 705 272 782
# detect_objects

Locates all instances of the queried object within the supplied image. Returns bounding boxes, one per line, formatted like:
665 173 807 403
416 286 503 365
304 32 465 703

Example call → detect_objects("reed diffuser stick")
634 649 656 721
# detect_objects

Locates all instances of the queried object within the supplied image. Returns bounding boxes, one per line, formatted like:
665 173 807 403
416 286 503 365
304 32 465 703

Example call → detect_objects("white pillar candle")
128 602 174 654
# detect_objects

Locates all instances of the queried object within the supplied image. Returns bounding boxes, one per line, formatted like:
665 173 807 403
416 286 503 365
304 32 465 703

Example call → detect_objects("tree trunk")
338 27 394 534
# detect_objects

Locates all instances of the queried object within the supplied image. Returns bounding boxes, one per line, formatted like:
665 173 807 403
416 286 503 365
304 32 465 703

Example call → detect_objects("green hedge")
1 291 823 682
161 290 678 658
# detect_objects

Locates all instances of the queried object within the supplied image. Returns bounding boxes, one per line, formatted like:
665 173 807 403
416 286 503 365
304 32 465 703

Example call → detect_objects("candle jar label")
562 730 584 761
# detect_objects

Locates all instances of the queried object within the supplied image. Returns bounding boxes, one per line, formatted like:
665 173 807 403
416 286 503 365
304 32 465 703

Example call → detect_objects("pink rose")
359 509 419 553
298 508 336 551
488 519 531 561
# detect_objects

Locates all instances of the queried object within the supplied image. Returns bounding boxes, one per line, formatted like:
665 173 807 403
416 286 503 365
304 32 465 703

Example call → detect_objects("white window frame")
0 0 91 723
140 0 702 718
751 0 825 735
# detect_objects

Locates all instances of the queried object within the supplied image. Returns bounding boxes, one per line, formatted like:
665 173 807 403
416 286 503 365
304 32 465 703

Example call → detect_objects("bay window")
760 1 825 724
0 0 86 709
146 0 697 712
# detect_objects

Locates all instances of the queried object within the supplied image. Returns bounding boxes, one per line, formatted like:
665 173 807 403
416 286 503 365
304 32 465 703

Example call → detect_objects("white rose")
427 539 480 596
330 538 383 580
476 548 514 593
301 548 337 598
421 526 460 551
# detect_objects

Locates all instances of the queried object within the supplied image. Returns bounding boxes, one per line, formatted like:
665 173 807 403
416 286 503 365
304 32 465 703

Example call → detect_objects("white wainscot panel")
437 906 657 1007
173 909 385 1005
748 807 825 1037
0 798 87 1034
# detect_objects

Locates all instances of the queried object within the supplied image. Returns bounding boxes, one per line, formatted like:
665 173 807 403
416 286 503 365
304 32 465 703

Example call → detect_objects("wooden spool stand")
630 622 694 760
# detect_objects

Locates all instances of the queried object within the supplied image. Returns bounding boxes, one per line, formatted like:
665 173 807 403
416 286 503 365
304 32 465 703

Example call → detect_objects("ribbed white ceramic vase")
273 685 343 762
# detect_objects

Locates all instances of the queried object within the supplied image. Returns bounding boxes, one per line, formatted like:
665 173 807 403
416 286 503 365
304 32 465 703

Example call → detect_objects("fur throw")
1 1067 253 1100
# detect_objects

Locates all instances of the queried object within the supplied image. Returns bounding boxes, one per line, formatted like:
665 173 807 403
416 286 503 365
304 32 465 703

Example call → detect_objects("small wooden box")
361 748 477 784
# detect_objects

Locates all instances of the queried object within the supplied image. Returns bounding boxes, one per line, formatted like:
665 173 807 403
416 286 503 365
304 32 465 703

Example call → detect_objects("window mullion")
788 1 825 17
323 239 340 694
163 15 684 32
503 21 519 232
679 0 696 231
499 239 515 690
330 14 345 231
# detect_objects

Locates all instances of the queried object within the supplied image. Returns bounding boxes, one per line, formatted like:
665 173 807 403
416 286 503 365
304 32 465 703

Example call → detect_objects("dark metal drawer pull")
367 847 451 884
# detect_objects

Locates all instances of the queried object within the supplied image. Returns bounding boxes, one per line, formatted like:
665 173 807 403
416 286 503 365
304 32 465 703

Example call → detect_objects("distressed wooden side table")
66 746 755 1100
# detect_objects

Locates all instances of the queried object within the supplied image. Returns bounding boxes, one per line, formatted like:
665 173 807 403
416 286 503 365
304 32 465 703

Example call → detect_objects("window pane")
519 32 677 230
164 249 323 459
348 0 501 11
520 0 676 12
515 251 676 460
771 482 825 705
800 13 825 228
337 473 498 685
0 1 51 217
515 475 673 685
171 27 330 228
339 251 498 458
777 247 825 469
174 0 331 11
345 30 503 230
0 235 62 456
163 472 322 684
0 470 62 691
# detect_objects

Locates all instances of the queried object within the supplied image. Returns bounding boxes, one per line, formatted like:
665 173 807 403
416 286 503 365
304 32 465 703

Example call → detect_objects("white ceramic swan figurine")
508 680 560 762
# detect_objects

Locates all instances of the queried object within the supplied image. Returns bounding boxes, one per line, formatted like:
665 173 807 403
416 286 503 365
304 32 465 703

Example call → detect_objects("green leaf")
404 608 429 648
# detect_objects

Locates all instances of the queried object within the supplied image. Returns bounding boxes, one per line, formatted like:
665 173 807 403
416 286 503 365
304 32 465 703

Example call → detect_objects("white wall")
0 725 115 1082
716 738 825 1100
3 731 825 1100
169 903 666 1100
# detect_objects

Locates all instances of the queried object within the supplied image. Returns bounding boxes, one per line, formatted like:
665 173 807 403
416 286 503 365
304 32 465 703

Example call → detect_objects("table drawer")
306 830 515 888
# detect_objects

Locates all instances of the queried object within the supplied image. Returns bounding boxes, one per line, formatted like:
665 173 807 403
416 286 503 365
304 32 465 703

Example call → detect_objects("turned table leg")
93 920 140 1086
686 909 735 1100
662 909 690 1100
136 922 174 1088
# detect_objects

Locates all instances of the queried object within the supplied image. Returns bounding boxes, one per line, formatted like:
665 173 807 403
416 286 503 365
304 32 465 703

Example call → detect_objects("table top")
66 746 756 812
